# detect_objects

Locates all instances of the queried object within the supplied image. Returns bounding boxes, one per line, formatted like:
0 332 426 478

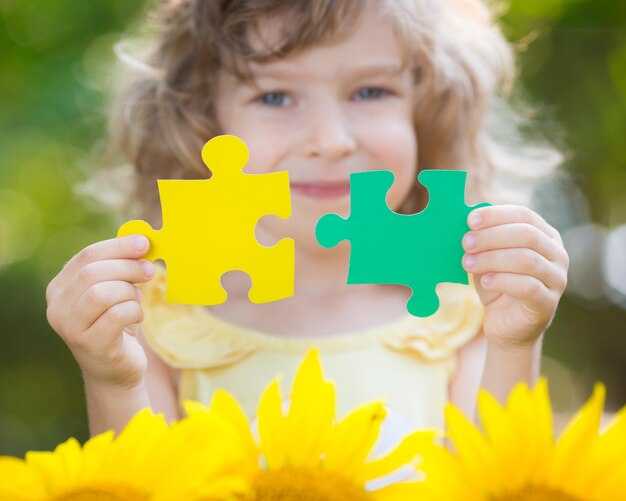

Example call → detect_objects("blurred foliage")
0 0 146 456
0 0 624 456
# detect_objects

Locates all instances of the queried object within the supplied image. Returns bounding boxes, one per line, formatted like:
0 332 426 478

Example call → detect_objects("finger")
59 235 150 284
71 281 142 335
124 323 142 337
463 248 567 291
463 223 566 264
468 205 560 241
67 258 154 304
83 300 144 356
479 272 558 313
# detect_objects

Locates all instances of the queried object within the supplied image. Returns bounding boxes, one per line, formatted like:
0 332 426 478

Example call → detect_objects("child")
46 0 569 447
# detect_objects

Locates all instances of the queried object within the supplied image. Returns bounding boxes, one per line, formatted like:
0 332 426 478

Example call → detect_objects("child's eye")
353 87 391 100
255 92 293 107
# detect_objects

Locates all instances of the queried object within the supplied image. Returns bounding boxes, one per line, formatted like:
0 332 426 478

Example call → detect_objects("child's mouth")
290 181 351 199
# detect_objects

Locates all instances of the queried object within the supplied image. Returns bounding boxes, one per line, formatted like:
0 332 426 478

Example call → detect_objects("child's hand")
461 205 569 349
46 235 155 390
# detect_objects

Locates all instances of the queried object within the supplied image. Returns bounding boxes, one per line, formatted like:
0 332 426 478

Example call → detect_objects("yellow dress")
141 267 484 433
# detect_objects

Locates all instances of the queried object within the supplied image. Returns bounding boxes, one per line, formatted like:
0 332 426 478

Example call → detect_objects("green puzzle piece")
315 170 490 317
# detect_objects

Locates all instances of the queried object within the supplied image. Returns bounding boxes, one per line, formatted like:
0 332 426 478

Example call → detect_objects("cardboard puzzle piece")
118 135 294 305
315 170 490 317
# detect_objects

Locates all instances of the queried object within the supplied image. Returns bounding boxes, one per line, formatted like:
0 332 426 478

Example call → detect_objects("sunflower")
183 348 439 501
411 378 626 501
0 406 247 501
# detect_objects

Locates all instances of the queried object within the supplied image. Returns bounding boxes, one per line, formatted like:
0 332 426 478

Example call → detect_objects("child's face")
215 9 417 251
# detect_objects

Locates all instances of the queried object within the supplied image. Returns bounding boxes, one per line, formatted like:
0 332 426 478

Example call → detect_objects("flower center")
53 485 146 501
253 467 372 501
492 485 583 501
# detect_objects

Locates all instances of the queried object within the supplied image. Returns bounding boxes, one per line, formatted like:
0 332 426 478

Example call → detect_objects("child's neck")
205 246 411 338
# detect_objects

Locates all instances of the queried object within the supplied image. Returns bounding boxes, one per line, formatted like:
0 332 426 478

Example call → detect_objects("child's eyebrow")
249 62 406 81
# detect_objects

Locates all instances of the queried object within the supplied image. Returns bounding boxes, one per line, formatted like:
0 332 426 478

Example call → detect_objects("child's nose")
304 102 357 161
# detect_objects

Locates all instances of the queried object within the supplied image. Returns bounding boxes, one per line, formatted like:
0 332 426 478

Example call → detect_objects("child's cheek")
227 134 279 176
368 123 418 210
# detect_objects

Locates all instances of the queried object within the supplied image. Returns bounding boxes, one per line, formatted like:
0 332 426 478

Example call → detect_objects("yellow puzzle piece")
117 135 294 305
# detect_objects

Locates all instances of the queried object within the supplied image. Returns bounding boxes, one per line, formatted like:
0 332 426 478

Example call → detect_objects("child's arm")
82 329 180 437
451 204 568 417
449 331 541 421
84 376 152 437
46 235 158 436
137 327 181 423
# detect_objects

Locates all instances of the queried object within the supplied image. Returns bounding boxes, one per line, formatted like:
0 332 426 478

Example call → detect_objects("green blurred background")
0 0 624 455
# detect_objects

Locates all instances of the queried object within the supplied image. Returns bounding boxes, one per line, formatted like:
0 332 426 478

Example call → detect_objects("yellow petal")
477 387 519 490
371 481 424 500
257 377 288 469
323 401 386 477
188 475 251 500
591 458 626 500
209 391 259 463
79 430 115 482
151 411 245 500
104 409 168 484
363 429 440 481
507 384 536 487
182 398 209 417
548 383 605 485
25 438 83 493
181 399 244 461
399 440 474 501
0 456 46 501
598 405 626 446
284 349 335 467
476 380 553 490
202 392 260 481
52 436 84 483
527 378 555 484
445 403 498 493
577 405 626 498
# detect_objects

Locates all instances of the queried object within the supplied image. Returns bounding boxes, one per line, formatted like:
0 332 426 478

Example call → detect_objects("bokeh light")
0 190 43 268
604 224 626 305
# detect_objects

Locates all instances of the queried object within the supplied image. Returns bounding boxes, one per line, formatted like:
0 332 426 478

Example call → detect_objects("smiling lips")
290 180 351 198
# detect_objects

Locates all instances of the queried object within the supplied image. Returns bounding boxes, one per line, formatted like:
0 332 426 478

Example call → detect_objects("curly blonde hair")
96 0 563 224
